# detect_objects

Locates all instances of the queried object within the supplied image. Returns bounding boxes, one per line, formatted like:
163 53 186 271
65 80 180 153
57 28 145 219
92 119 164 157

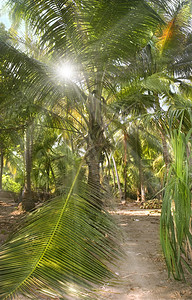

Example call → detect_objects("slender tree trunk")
106 153 111 180
112 155 123 201
123 164 128 200
87 76 104 207
107 153 116 191
111 164 116 192
139 160 145 202
137 189 140 202
22 126 35 211
0 147 4 191
136 128 145 202
87 135 102 207
159 125 170 170
155 95 170 172
46 164 50 193
123 130 128 201
25 127 32 193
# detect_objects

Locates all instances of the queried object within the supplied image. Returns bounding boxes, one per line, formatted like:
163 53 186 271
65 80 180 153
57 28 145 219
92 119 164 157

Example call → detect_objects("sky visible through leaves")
0 1 11 29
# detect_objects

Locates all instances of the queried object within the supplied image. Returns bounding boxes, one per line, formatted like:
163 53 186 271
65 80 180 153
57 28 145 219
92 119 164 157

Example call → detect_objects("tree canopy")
0 0 192 298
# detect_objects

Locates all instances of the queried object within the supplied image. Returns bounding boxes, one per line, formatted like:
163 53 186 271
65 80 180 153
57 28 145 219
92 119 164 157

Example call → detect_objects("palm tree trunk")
136 127 145 202
22 126 35 211
137 189 140 202
107 153 116 192
159 125 170 170
137 156 145 203
112 155 123 201
155 95 170 171
87 81 104 207
25 127 32 193
123 130 128 201
87 127 103 207
0 147 3 191
140 162 145 202
87 151 100 187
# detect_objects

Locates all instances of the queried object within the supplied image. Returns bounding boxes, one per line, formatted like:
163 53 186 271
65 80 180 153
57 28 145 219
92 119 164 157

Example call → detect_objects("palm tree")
110 118 163 202
0 1 165 298
1 0 192 294
111 0 192 175
108 1 192 279
0 0 163 205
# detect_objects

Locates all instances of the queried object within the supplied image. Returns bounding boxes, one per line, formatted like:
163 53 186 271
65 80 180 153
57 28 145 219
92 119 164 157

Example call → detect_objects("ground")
98 202 192 299
1 193 192 300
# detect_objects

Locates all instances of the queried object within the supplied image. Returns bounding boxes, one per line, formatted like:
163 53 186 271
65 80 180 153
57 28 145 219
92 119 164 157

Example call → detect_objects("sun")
56 62 74 80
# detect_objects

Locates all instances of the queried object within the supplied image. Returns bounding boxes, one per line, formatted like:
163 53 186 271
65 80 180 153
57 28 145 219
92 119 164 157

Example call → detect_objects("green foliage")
2 174 22 193
160 129 192 279
0 162 121 299
0 0 192 286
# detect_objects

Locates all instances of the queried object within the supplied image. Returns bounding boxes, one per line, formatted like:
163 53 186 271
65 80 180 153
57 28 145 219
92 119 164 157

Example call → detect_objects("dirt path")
1 196 192 299
0 191 23 245
99 203 192 300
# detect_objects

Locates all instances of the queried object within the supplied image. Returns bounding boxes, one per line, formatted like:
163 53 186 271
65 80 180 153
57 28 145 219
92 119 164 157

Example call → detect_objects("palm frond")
141 72 174 94
0 39 87 107
0 161 121 299
172 33 192 77
7 0 163 62
160 128 192 279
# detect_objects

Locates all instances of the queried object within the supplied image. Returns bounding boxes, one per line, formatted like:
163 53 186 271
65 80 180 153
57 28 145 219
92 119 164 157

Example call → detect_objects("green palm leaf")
160 128 192 279
0 162 120 299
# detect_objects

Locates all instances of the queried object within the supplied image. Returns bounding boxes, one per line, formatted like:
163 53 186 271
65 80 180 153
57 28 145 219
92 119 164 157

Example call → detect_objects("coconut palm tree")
112 0 192 173
109 0 192 279
0 1 166 298
0 0 163 205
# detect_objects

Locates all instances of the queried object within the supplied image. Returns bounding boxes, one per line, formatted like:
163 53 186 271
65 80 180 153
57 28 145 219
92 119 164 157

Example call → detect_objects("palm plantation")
0 0 192 298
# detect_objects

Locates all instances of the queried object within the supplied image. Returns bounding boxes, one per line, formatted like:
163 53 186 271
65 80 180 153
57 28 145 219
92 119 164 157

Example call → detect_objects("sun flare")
57 62 74 80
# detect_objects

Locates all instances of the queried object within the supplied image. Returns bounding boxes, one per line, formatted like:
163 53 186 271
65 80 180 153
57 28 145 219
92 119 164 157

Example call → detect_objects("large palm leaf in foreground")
0 163 121 299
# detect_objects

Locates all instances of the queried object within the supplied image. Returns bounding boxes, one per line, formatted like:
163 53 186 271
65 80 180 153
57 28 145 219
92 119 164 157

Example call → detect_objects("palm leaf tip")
0 178 121 299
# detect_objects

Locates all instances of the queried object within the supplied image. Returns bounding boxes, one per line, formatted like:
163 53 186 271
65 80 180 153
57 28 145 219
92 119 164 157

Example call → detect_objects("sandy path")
0 191 23 245
99 203 192 300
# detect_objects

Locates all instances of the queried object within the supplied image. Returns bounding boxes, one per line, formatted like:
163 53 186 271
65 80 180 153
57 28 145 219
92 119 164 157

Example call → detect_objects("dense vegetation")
0 0 192 298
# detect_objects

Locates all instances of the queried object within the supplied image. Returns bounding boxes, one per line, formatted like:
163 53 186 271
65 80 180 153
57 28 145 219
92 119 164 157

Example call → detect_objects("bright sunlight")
56 62 74 80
